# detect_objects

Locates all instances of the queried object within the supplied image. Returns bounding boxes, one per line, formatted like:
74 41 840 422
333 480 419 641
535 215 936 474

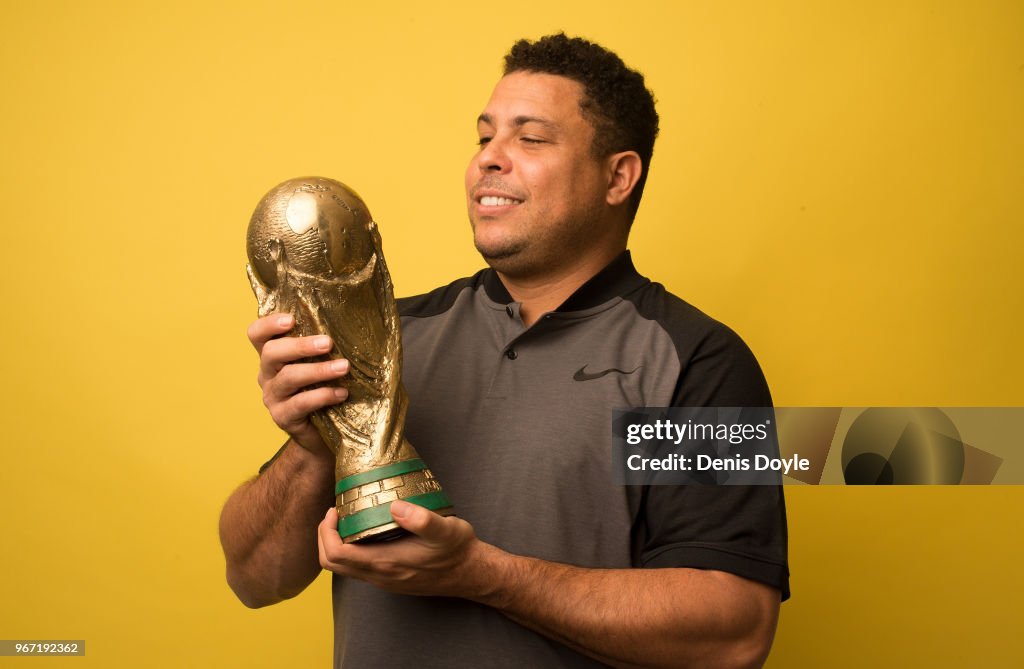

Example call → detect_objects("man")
220 33 788 669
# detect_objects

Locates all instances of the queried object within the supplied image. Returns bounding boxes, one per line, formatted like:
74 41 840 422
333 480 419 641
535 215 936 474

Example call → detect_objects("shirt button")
505 305 514 317
506 349 518 360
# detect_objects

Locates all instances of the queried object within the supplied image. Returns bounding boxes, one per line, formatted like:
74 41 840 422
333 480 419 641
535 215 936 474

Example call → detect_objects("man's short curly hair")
504 33 660 220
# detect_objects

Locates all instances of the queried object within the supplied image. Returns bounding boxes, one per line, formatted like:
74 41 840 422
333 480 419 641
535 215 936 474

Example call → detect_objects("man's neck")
496 248 624 327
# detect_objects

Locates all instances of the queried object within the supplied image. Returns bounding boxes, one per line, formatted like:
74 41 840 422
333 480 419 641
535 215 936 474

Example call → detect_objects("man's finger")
260 334 333 376
317 510 389 580
272 358 349 397
389 500 451 544
269 386 347 433
246 313 295 353
318 507 349 571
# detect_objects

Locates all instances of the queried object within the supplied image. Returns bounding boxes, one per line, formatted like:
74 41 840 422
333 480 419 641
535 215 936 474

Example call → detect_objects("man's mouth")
478 195 523 206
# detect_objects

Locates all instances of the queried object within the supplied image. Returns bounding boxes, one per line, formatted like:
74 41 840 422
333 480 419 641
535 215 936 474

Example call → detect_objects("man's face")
465 71 613 278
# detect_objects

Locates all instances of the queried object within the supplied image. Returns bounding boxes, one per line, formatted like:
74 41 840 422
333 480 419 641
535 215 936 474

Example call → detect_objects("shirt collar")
480 250 649 313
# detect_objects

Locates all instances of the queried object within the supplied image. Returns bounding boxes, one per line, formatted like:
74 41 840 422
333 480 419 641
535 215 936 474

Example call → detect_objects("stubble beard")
472 218 530 275
470 201 606 280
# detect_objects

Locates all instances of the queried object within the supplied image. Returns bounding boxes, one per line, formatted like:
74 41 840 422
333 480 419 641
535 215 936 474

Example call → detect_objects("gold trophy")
246 177 454 542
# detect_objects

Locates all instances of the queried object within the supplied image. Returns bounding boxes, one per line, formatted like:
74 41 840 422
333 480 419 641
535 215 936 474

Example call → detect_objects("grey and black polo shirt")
332 251 789 668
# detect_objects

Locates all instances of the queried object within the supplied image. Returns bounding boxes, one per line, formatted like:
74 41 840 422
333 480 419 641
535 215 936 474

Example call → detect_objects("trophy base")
335 459 455 543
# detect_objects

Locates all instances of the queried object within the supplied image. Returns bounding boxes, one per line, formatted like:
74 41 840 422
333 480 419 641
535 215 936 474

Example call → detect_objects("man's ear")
605 151 643 207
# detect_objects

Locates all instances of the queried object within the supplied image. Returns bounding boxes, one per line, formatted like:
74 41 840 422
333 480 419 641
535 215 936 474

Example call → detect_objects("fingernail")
390 500 410 518
331 360 349 373
325 507 333 519
277 314 293 327
314 336 331 350
334 388 348 400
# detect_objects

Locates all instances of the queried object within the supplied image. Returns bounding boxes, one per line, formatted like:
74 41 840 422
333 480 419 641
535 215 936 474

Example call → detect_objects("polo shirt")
330 251 789 668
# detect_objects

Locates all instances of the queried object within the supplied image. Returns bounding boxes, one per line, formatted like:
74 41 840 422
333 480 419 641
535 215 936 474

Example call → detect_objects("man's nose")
478 138 511 174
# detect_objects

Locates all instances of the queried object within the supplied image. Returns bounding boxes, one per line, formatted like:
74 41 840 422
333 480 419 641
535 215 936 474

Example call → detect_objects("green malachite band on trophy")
335 458 427 496
337 491 453 537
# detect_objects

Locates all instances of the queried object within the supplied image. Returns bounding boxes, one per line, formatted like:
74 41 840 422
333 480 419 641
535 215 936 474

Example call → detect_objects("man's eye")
521 137 544 144
477 137 492 146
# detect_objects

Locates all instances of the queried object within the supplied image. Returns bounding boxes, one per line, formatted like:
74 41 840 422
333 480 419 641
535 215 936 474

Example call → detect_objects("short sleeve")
627 324 791 600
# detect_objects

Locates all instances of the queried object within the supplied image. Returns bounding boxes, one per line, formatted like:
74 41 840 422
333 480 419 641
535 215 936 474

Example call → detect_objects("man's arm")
317 501 780 669
220 440 335 607
219 314 348 607
489 555 779 669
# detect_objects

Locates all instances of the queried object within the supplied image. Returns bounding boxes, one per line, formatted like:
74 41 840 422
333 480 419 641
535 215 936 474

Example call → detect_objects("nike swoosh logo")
573 365 642 382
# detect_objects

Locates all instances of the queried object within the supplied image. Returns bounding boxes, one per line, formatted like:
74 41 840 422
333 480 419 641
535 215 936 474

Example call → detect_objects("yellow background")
1 1 1021 666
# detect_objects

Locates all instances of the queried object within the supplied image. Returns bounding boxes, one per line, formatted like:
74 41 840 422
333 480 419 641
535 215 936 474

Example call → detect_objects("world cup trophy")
246 177 454 542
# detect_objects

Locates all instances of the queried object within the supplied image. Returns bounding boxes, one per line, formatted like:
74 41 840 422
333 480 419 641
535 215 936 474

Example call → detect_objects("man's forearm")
219 439 335 608
470 543 780 669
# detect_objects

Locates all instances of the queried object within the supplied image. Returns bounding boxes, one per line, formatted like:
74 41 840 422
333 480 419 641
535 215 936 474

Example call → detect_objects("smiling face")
465 72 624 279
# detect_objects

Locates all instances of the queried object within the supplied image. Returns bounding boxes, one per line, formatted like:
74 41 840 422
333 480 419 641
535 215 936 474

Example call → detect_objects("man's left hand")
317 500 499 599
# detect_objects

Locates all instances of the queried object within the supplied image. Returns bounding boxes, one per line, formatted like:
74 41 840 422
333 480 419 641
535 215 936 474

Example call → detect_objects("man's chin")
475 238 520 262
475 242 531 275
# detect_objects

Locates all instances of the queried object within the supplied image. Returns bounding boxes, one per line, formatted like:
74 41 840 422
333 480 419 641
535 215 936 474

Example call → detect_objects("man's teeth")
480 196 520 206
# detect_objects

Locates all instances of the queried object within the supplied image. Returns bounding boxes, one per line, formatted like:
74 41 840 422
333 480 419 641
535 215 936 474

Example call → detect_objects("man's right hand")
246 313 350 455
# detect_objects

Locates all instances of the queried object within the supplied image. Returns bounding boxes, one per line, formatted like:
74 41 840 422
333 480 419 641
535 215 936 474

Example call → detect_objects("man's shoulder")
623 278 771 406
397 270 487 319
622 278 745 352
